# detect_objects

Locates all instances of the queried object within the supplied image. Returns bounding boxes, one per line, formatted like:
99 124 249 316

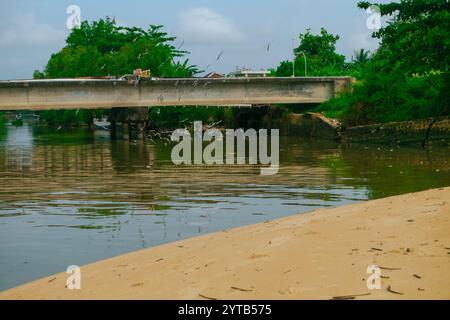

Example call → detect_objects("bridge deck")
0 77 352 111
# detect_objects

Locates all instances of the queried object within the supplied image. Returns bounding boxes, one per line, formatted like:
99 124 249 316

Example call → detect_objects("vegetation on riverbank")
316 0 450 126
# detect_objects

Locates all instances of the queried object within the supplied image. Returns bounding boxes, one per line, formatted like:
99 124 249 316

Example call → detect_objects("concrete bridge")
0 77 351 111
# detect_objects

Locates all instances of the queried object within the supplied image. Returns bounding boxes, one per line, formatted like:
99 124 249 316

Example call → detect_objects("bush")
316 0 450 126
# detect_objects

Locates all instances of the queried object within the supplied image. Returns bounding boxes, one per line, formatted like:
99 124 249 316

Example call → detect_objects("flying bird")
264 40 274 52
216 50 224 61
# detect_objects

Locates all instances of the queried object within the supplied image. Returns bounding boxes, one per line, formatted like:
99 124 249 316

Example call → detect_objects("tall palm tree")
352 49 371 65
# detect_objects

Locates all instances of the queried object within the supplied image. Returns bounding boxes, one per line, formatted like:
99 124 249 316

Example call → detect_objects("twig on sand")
387 285 404 295
379 266 402 271
370 247 383 251
231 286 253 292
198 293 218 300
331 293 371 300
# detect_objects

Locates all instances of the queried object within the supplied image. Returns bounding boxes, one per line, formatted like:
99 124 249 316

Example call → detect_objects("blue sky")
0 0 391 80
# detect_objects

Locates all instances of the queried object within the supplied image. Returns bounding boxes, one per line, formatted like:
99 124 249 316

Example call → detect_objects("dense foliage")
43 20 198 78
319 0 450 125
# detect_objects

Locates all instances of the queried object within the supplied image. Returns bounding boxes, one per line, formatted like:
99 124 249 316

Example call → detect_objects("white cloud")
177 7 245 44
0 13 66 48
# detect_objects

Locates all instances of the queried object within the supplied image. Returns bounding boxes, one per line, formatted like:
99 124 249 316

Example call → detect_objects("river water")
0 124 449 290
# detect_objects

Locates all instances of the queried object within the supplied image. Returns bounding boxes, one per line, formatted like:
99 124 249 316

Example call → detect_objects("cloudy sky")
0 0 390 80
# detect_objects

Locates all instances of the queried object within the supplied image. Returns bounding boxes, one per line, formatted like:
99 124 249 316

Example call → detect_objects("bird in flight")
216 50 224 61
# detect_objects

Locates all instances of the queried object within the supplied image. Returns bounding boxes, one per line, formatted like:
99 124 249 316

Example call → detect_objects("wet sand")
1 187 449 300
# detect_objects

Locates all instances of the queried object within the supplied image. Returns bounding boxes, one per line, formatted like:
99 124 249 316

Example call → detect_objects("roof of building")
204 72 225 78
228 69 271 77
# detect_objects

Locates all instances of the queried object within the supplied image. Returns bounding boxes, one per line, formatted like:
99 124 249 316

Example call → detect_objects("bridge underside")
0 77 352 111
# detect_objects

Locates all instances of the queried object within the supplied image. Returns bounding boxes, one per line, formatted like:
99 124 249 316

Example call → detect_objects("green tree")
33 70 45 79
43 19 199 78
319 0 450 125
352 49 371 66
358 0 450 74
275 28 347 76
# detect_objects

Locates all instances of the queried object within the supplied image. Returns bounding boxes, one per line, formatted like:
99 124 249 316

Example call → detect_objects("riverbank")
1 187 449 300
342 117 450 146
274 112 450 145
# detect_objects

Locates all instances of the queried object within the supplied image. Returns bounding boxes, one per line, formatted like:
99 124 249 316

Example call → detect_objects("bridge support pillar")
136 122 146 140
110 121 117 139
122 122 130 140
109 107 148 141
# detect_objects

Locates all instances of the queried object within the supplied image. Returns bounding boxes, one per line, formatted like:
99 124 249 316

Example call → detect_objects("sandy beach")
1 187 449 300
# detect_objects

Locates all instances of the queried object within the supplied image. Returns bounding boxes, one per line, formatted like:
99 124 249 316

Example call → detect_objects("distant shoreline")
1 187 449 300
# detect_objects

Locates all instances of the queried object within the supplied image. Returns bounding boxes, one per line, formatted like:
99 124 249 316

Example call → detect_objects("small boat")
93 117 111 130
